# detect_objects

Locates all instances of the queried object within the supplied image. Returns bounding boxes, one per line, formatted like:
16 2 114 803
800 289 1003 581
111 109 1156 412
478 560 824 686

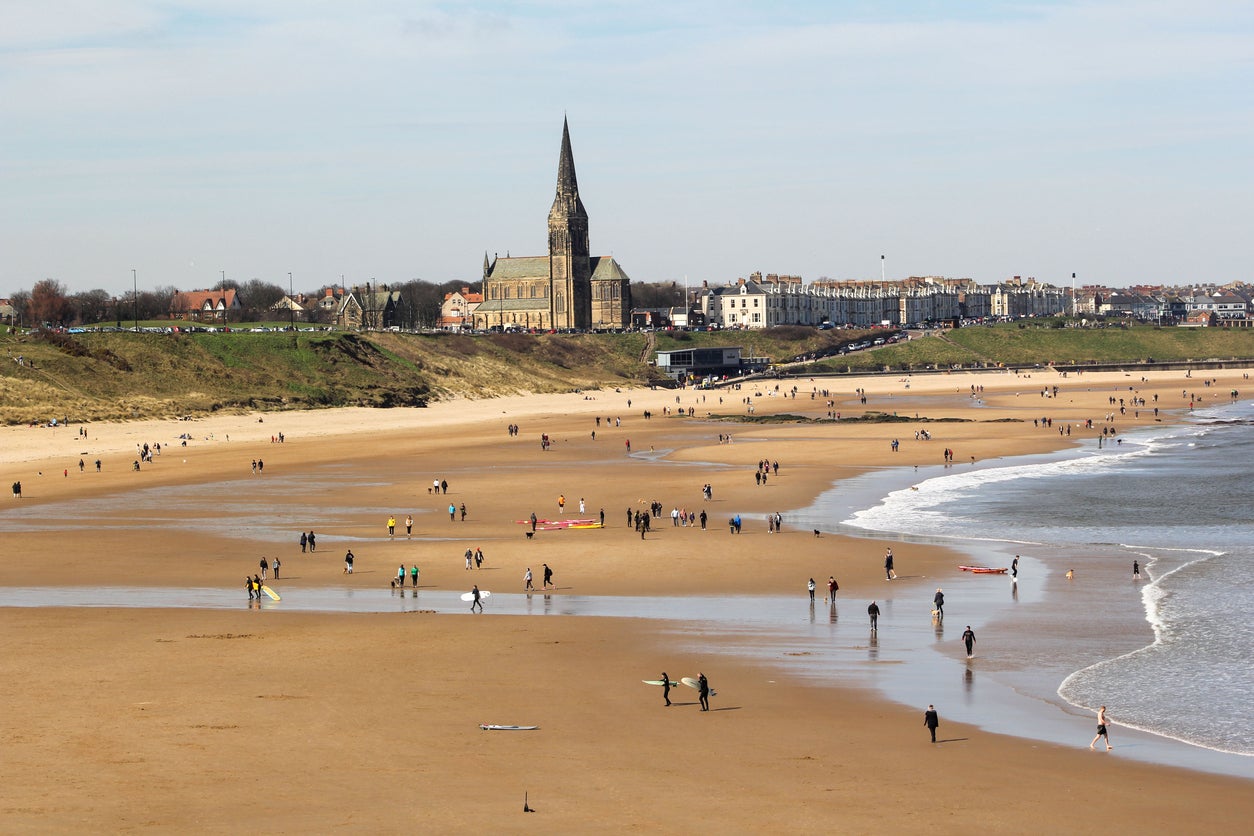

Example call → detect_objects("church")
473 119 632 331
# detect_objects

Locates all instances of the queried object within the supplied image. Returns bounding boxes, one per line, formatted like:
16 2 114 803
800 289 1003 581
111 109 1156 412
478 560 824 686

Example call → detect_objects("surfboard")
680 677 717 696
958 565 1008 574
642 680 680 687
460 590 492 602
480 724 538 731
261 585 280 601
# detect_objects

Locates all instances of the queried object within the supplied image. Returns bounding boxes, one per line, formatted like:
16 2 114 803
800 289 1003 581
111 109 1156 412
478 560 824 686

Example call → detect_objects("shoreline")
2 368 1251 830
820 406 1254 771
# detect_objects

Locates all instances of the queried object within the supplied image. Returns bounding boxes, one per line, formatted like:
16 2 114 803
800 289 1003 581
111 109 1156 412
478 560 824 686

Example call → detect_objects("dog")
813 529 821 538
525 531 534 540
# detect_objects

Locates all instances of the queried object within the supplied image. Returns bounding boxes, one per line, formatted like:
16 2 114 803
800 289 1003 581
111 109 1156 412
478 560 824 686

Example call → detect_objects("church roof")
474 298 550 313
590 256 630 282
486 256 550 281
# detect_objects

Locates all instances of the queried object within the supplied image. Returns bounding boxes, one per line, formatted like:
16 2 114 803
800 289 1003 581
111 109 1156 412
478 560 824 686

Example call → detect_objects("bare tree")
70 289 112 324
9 290 30 328
238 279 286 320
630 281 685 309
29 279 73 327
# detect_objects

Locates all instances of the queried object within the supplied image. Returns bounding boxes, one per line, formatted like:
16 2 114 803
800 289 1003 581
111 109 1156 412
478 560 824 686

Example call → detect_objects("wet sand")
1 368 1251 831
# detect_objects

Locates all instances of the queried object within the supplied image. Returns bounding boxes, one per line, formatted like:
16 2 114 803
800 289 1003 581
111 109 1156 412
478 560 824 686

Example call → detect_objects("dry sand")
1 368 1250 832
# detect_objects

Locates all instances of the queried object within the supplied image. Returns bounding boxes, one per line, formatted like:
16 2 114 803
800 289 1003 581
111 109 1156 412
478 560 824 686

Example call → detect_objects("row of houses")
693 276 1254 330
170 287 404 329
1078 286 1254 325
696 274 1069 329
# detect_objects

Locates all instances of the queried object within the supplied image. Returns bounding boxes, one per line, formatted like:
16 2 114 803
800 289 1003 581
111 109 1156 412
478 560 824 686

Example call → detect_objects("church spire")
556 116 579 197
551 116 587 224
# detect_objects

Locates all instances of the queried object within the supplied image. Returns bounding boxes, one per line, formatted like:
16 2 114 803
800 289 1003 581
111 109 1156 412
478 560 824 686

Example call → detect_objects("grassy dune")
0 323 1251 424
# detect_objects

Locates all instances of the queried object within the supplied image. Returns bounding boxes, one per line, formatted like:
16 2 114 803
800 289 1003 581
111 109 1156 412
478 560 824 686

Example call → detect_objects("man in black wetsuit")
697 673 710 711
868 601 880 630
661 672 671 707
962 626 976 658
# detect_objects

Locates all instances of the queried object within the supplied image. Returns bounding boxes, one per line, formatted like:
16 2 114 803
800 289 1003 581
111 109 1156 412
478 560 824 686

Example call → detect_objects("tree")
69 289 112 325
630 281 685 309
238 279 285 320
8 290 29 328
28 279 72 327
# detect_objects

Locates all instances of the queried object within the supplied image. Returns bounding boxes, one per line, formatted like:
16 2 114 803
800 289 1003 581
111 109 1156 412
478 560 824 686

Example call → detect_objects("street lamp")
132 268 138 330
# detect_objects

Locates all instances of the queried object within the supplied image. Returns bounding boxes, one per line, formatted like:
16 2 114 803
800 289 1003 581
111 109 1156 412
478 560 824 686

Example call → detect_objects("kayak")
958 565 1008 574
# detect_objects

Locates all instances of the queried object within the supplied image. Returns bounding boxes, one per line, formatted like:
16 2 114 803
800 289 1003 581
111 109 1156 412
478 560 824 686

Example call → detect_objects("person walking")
272 557 280 580
465 548 473 570
885 548 896 580
827 576 838 603
924 705 940 742
397 564 406 587
387 516 396 537
259 556 268 581
697 673 710 711
246 576 255 601
300 531 307 553
308 531 316 552
530 512 538 533
807 578 816 604
961 625 976 658
543 563 553 590
868 600 880 630
661 672 672 707
1090 705 1113 750
344 549 354 574
410 564 419 587
460 503 467 522
1011 554 1019 580
448 503 456 522
405 514 413 538
1132 560 1140 579
524 567 534 591
933 588 945 620
470 584 483 613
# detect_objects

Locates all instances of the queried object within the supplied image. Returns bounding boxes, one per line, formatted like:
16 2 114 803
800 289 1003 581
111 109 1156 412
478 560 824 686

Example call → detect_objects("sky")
1 1 1252 297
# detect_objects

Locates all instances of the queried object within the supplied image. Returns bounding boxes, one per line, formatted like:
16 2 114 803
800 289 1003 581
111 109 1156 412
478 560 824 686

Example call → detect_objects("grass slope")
0 323 1251 424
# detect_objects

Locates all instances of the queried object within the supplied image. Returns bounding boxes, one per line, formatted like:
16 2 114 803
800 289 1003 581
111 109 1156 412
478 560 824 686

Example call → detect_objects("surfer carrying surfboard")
661 672 671 707
698 673 710 711
470 585 483 613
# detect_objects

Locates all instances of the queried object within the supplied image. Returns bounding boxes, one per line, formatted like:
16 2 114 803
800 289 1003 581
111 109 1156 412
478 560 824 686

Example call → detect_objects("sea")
833 397 1254 761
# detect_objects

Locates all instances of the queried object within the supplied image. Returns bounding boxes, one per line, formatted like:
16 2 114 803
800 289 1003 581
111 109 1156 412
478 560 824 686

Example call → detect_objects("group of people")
657 672 710 711
393 563 419 588
522 563 554 591
386 515 414 537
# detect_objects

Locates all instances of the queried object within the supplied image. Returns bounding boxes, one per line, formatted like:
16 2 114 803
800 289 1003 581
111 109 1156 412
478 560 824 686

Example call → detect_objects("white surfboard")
680 677 717 696
480 724 537 731
460 590 492 602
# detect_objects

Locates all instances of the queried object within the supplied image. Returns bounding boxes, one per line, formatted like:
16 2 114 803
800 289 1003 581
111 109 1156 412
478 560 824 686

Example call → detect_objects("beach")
1 367 1251 832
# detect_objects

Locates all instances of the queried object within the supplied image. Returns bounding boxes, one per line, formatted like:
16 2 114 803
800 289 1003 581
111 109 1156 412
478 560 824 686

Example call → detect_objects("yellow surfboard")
261 585 280 601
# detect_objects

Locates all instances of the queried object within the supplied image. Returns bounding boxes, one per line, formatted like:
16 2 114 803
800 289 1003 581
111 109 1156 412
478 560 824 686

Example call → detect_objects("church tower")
548 118 592 329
